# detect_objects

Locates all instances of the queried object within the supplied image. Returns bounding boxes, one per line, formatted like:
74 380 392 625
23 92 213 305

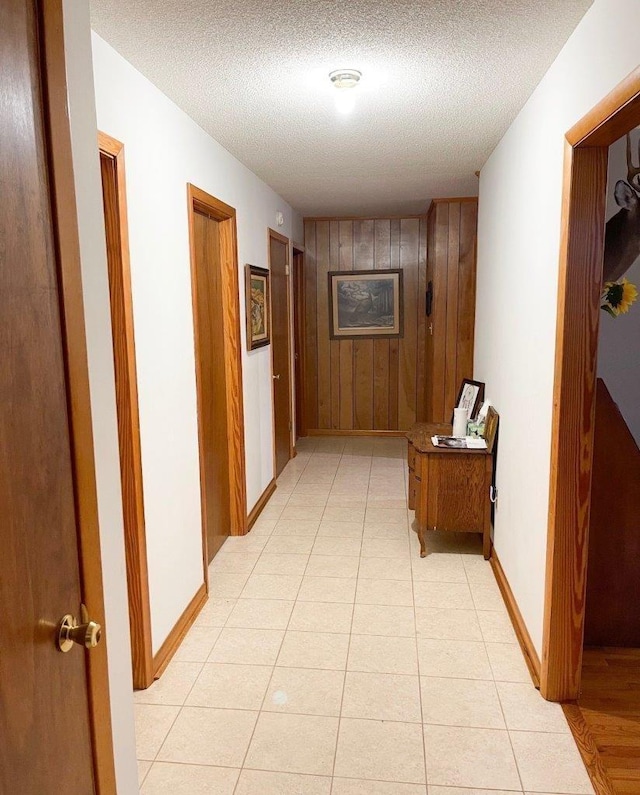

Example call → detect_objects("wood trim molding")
490 552 541 688
98 132 154 691
562 704 616 795
187 184 248 561
153 583 207 678
247 479 277 529
304 214 427 222
542 69 640 703
307 429 407 437
41 3 116 791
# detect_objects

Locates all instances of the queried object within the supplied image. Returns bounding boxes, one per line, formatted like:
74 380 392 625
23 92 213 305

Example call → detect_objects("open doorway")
187 185 248 565
541 68 640 793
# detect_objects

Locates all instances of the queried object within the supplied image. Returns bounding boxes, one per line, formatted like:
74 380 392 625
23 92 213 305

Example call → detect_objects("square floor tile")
209 572 249 598
312 537 362 556
241 573 302 600
332 780 426 795
365 507 408 525
305 554 360 578
286 492 328 507
317 520 364 539
411 553 466 583
322 503 366 521
469 579 506 611
134 662 202 706
428 789 516 795
485 642 532 683
415 608 482 640
355 578 414 606
264 536 316 554
140 762 239 794
253 553 309 575
273 519 321 537
477 610 517 643
209 553 260 575
342 671 422 722
361 538 411 558
297 576 357 603
193 597 236 627
352 604 416 637
222 535 268 554
208 627 284 665
423 724 520 790
413 581 473 610
363 522 409 540
334 717 426 784
280 505 326 521
497 681 569 733
157 706 257 767
510 731 594 793
186 662 272 710
262 666 344 716
421 677 505 729
417 638 493 680
348 634 418 675
288 601 353 633
134 704 180 760
235 770 331 795
226 598 294 629
277 630 350 669
245 712 339 776
172 626 220 663
358 556 412 581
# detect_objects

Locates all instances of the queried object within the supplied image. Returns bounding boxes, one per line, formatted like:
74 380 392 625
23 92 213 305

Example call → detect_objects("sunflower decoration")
601 277 638 317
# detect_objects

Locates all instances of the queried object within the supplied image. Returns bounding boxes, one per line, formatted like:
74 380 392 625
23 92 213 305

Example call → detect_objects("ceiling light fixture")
329 69 362 90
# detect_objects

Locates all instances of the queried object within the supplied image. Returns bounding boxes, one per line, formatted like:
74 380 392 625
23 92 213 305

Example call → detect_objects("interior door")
1 1 96 791
192 210 232 561
270 232 292 476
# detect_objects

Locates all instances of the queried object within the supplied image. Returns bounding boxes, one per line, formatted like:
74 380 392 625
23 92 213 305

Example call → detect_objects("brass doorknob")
57 613 102 653
273 374 280 380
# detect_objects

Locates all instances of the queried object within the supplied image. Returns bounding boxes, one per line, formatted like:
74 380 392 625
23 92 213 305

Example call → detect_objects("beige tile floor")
134 436 594 795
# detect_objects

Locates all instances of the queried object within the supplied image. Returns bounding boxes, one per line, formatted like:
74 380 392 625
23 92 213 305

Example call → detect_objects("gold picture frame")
245 264 270 350
328 269 403 339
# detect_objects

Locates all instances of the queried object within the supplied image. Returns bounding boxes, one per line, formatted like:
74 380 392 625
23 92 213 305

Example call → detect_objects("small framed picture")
454 379 485 420
328 269 403 339
245 264 270 350
483 406 499 453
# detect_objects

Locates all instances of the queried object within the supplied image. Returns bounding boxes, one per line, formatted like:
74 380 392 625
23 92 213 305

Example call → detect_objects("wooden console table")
407 422 494 559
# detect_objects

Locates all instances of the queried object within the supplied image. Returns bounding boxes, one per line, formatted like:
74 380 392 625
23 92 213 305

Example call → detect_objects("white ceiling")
90 0 592 217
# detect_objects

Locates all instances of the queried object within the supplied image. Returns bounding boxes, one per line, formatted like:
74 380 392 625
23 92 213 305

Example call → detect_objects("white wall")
91 33 303 652
597 128 640 445
62 4 138 793
475 0 640 654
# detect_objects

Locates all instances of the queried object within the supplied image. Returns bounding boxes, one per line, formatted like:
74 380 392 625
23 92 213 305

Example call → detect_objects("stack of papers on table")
431 436 487 449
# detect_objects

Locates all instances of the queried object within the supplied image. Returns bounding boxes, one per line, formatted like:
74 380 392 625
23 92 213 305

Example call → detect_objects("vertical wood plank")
456 201 478 389
432 204 449 422
444 204 461 420
373 219 391 430
353 220 375 429
388 219 401 429
316 221 331 428
339 221 354 429
329 221 341 429
415 216 428 422
398 218 420 430
303 221 318 429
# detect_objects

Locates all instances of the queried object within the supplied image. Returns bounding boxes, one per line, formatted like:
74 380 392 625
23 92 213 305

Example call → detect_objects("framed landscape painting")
328 269 403 339
245 264 270 350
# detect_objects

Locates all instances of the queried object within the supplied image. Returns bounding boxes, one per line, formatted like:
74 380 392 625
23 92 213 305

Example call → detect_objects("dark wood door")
193 211 231 561
270 233 292 476
0 1 96 791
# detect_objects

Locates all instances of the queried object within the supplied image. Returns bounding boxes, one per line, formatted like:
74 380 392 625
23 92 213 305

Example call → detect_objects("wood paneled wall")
303 218 427 432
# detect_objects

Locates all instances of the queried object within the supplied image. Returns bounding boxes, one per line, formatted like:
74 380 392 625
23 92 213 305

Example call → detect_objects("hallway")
134 436 593 794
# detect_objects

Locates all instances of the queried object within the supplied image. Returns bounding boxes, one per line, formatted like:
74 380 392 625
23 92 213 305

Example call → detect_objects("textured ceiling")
90 0 592 217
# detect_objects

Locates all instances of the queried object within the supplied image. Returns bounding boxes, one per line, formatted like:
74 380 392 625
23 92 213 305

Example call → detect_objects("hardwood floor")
565 648 640 794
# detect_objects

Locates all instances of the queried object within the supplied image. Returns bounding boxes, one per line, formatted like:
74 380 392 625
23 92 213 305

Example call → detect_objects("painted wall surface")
91 34 303 652
597 128 640 445
474 0 640 654
63 4 137 792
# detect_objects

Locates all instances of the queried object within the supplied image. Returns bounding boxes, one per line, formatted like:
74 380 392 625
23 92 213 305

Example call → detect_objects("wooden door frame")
98 132 154 690
268 228 294 470
541 66 640 702
187 185 248 567
41 2 116 790
292 244 307 439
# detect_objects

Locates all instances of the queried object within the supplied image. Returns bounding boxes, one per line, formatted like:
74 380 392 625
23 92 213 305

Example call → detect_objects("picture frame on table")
454 378 485 420
245 264 270 350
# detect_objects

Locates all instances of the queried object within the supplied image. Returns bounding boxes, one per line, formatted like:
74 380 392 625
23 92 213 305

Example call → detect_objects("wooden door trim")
41 3 116 791
541 65 640 702
268 228 294 472
292 245 307 438
187 184 248 567
98 132 154 690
